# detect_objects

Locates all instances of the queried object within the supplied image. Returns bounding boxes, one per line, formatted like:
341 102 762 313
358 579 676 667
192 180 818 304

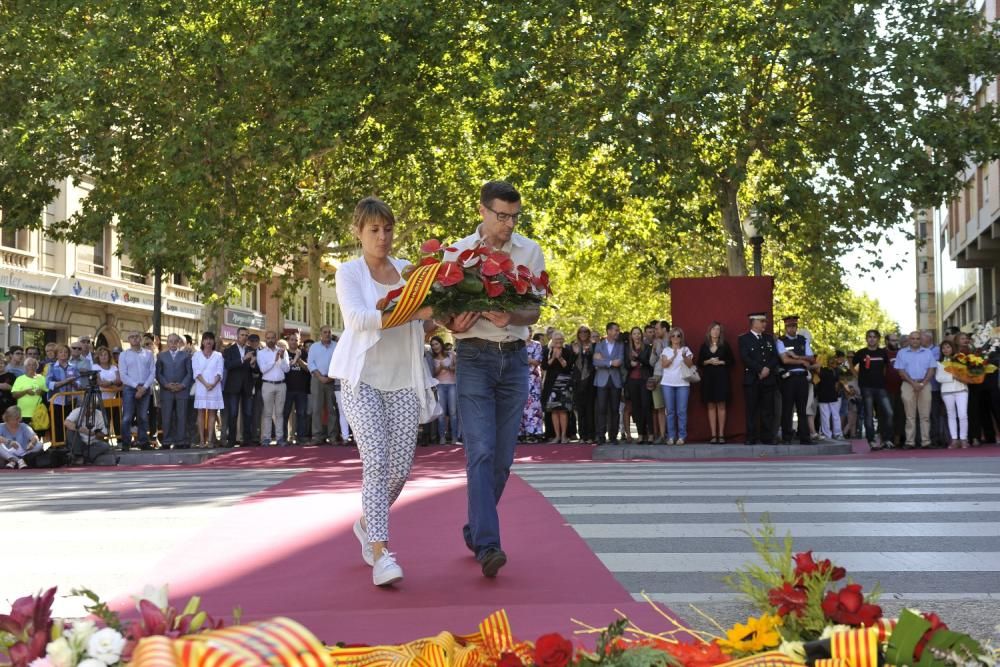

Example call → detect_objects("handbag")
680 363 701 384
32 402 50 430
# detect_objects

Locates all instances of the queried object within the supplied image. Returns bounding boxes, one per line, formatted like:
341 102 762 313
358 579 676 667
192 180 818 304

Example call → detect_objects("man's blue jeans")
661 384 690 441
861 387 894 444
456 340 528 559
121 386 151 448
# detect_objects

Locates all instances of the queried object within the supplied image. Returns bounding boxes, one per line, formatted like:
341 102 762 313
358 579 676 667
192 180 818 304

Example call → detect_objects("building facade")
0 178 344 350
919 0 1000 333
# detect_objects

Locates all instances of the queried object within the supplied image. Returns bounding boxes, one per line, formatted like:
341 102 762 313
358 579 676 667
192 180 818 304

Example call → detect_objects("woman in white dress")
192 331 224 448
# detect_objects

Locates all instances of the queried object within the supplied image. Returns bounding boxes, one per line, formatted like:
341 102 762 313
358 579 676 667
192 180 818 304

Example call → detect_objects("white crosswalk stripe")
0 467 305 617
513 460 1000 604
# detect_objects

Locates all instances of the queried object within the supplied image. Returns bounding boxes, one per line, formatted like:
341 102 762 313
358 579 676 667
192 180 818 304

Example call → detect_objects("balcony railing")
0 247 35 270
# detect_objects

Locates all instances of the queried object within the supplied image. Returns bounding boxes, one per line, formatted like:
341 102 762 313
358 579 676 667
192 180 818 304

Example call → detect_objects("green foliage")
1 0 998 331
724 514 880 642
70 587 123 632
575 618 675 667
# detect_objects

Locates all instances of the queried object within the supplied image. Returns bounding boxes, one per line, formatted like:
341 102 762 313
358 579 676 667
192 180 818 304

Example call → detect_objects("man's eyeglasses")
70 347 81 350
670 334 682 338
484 204 522 224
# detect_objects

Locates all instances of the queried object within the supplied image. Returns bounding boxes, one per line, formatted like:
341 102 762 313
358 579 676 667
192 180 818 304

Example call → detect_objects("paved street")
3 454 999 641
514 455 1000 638
0 468 302 618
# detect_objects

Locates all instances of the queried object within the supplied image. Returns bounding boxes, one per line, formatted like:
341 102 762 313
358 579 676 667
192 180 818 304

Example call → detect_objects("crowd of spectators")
508 320 1000 449
1 318 997 467
0 327 357 467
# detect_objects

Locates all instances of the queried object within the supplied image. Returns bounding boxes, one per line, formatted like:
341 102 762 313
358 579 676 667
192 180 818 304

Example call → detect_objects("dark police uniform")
777 324 812 444
738 315 780 445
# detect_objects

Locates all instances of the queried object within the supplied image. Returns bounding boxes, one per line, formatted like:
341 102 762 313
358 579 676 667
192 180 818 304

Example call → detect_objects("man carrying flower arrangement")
443 181 546 579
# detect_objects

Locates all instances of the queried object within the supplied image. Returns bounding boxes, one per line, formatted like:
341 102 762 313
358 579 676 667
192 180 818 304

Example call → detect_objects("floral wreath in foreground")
3 522 998 666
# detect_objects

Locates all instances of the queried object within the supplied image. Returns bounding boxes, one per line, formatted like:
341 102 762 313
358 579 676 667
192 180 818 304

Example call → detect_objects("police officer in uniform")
776 315 815 444
738 312 780 445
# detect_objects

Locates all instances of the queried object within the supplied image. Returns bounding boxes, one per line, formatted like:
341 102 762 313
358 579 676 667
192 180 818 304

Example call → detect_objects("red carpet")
111 444 676 648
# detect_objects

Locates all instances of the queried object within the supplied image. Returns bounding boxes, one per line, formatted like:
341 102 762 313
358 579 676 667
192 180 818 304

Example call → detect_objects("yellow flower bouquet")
943 352 998 384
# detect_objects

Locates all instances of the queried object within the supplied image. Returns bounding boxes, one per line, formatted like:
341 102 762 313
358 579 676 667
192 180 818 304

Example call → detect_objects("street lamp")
741 208 764 277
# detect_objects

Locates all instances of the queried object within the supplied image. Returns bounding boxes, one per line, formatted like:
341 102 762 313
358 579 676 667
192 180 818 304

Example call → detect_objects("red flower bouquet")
379 239 550 323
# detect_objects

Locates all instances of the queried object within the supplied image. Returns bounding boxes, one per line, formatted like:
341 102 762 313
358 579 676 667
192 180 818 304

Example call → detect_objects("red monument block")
668 276 774 443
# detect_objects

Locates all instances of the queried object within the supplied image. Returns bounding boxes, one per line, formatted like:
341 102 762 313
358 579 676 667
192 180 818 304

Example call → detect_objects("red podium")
669 276 774 443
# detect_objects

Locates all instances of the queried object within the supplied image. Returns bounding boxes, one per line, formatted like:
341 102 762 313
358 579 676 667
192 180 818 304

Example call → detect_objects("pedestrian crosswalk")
513 460 1000 604
0 467 304 617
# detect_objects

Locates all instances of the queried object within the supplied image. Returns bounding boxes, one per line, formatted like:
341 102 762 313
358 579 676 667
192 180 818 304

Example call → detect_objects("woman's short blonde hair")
4 405 21 420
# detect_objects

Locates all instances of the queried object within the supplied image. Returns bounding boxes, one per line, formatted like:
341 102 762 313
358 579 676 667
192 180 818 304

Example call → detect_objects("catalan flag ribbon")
381 262 441 329
130 617 334 667
328 609 532 666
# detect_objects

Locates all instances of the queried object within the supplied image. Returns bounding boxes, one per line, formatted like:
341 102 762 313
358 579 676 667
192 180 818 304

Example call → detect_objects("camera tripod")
73 373 107 463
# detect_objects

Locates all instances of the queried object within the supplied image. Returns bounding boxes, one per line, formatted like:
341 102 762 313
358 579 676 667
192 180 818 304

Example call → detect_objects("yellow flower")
718 614 782 653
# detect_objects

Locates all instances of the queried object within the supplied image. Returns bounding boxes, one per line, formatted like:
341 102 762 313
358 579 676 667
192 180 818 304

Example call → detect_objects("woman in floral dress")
519 334 545 441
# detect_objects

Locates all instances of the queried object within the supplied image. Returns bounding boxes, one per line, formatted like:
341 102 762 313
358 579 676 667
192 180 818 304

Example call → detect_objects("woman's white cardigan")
328 256 436 416
935 361 968 394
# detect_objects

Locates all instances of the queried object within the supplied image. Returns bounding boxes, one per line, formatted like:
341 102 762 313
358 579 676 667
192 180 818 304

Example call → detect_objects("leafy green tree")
478 0 1000 276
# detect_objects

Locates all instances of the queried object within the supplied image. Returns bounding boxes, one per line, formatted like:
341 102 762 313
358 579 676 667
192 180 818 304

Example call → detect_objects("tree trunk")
719 181 748 276
307 238 324 336
202 256 227 334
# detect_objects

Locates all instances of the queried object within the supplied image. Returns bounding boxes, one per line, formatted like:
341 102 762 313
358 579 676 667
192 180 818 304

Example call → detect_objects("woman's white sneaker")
353 518 375 566
372 551 403 586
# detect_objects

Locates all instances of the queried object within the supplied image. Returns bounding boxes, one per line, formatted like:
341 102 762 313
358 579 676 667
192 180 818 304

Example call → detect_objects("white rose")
66 620 98 653
86 628 126 665
79 660 107 667
45 637 75 667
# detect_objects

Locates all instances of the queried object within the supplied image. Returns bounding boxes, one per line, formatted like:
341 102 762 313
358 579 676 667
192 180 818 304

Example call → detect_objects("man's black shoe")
480 548 507 578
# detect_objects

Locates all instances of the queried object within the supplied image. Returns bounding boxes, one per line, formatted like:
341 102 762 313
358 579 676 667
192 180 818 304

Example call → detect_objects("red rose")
664 641 732 667
914 612 949 659
498 651 524 667
795 550 846 580
793 551 819 577
821 584 882 626
768 582 809 617
534 632 574 667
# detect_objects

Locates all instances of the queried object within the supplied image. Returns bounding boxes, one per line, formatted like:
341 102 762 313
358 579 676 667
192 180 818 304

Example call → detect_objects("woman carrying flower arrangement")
329 196 437 588
937 340 970 448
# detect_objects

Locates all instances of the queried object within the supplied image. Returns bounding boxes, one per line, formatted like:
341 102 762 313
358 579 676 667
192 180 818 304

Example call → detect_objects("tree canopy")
1 0 998 337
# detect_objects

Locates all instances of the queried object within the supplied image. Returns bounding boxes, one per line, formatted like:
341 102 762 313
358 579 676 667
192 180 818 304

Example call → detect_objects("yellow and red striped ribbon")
328 609 532 666
130 617 333 667
381 262 441 329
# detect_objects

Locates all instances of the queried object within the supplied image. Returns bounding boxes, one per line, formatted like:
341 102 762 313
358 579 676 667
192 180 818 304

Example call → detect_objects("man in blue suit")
156 333 193 449
593 322 626 444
